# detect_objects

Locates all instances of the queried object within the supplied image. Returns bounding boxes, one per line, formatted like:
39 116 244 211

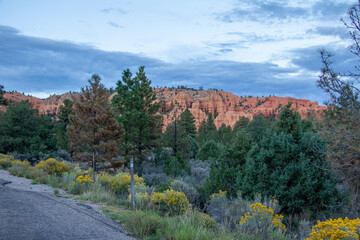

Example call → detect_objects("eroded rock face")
2 89 326 130
1 92 80 115
154 89 326 130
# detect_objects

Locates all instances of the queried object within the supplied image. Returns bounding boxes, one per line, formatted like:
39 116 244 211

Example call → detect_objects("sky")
0 0 358 104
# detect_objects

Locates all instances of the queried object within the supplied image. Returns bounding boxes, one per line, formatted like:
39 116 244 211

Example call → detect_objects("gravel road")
0 170 136 240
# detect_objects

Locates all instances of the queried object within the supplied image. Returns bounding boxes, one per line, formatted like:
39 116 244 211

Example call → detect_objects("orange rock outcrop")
1 89 326 130
155 89 326 130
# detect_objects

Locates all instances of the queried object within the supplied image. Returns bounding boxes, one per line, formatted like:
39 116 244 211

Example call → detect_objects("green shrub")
77 182 118 205
61 172 77 190
124 210 162 238
142 171 169 187
185 159 210 186
171 179 199 206
164 155 189 176
207 190 244 229
101 207 162 239
154 181 171 192
8 160 30 177
98 173 114 191
185 210 217 230
24 167 47 180
46 174 61 188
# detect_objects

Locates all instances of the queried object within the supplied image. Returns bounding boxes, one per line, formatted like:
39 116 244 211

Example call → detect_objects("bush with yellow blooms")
238 201 286 238
35 158 70 175
111 171 144 195
151 189 190 216
306 217 360 240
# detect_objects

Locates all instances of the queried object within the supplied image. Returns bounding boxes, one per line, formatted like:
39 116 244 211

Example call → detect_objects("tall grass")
101 206 260 240
76 182 119 205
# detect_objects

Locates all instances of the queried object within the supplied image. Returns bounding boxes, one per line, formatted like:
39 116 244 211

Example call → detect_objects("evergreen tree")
246 114 268 142
197 113 217 146
196 139 219 161
218 123 232 145
241 105 340 216
232 116 250 133
161 121 193 159
67 75 122 170
112 66 162 160
0 84 7 106
178 108 197 138
0 101 57 155
206 129 253 198
56 99 74 150
230 129 253 164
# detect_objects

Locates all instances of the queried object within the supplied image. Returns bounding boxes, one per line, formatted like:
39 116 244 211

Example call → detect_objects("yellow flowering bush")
151 189 190 215
75 175 94 185
111 171 144 195
306 218 360 240
238 202 286 238
210 190 227 200
98 173 114 190
0 154 14 169
35 158 70 175
69 175 94 194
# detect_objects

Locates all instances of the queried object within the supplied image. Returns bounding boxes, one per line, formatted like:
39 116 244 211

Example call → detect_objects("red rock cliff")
155 89 326 130
1 89 326 130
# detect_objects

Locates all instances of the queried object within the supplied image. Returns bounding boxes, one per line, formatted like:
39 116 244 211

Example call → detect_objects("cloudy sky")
0 0 358 103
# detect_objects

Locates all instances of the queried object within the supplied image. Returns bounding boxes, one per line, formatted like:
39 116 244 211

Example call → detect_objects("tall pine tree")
218 123 232 145
197 113 217 146
232 116 250 133
56 99 74 150
67 75 123 170
178 108 197 138
112 66 162 160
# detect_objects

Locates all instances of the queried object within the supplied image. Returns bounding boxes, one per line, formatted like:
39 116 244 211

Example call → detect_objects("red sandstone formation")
1 92 80 115
1 89 326 130
154 89 326 130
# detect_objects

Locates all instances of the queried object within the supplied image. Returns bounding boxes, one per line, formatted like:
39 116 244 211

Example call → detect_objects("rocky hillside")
1 89 326 130
155 89 326 129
